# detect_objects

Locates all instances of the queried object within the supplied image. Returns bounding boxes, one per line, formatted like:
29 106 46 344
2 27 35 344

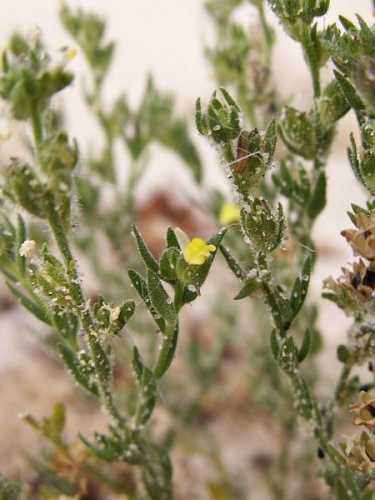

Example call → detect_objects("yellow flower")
174 228 216 265
184 238 216 265
219 203 239 225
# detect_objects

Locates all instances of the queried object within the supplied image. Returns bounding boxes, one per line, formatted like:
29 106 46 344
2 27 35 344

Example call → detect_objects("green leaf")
270 329 280 360
356 15 375 55
58 343 99 396
338 15 356 32
334 70 364 111
264 118 277 159
195 97 208 136
132 346 144 384
7 281 52 326
219 244 246 281
50 306 79 349
278 336 297 374
278 106 316 159
15 214 26 277
128 268 166 331
234 274 263 299
307 171 326 220
153 321 179 379
90 334 111 383
289 257 311 315
159 248 179 283
297 329 311 363
147 269 176 324
141 443 172 500
0 472 22 499
135 366 157 426
131 224 159 273
337 344 350 363
347 133 365 188
166 226 180 250
263 284 293 334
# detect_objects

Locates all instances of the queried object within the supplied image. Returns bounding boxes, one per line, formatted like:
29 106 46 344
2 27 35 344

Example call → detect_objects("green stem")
258 2 274 65
30 100 43 163
47 202 125 428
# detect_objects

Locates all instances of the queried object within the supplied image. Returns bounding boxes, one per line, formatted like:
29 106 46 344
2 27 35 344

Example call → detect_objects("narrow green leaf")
132 346 144 384
166 227 180 249
334 70 364 111
263 284 293 334
307 171 326 220
159 248 178 283
153 321 179 379
264 118 277 159
147 269 176 324
128 268 166 331
234 277 262 300
219 87 240 111
347 133 365 188
270 329 280 360
135 366 157 426
58 343 99 396
90 335 111 383
297 329 311 363
7 281 52 325
195 97 207 135
278 336 297 374
219 244 246 281
51 306 79 349
290 257 311 315
15 214 26 277
356 15 375 55
141 444 172 500
131 224 159 273
80 432 121 462
338 15 357 32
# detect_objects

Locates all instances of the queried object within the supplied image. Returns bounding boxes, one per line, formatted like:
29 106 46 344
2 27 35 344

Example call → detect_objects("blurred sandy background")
0 1 373 497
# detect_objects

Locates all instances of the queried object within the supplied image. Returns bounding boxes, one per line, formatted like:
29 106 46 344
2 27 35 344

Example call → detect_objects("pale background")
0 0 373 493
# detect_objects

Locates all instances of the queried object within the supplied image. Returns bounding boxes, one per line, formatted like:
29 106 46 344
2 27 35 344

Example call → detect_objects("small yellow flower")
174 228 216 265
65 46 78 60
219 203 239 226
184 238 216 265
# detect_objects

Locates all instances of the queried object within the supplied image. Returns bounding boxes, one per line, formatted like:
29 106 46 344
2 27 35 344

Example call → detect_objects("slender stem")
47 202 125 427
258 2 274 65
30 100 43 164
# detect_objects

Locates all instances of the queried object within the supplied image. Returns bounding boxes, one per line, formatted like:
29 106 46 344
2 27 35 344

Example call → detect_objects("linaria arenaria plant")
0 1 375 499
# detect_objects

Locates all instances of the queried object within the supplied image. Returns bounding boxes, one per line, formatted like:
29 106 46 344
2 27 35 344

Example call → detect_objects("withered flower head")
340 259 375 300
350 391 375 432
341 431 375 475
342 211 375 261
